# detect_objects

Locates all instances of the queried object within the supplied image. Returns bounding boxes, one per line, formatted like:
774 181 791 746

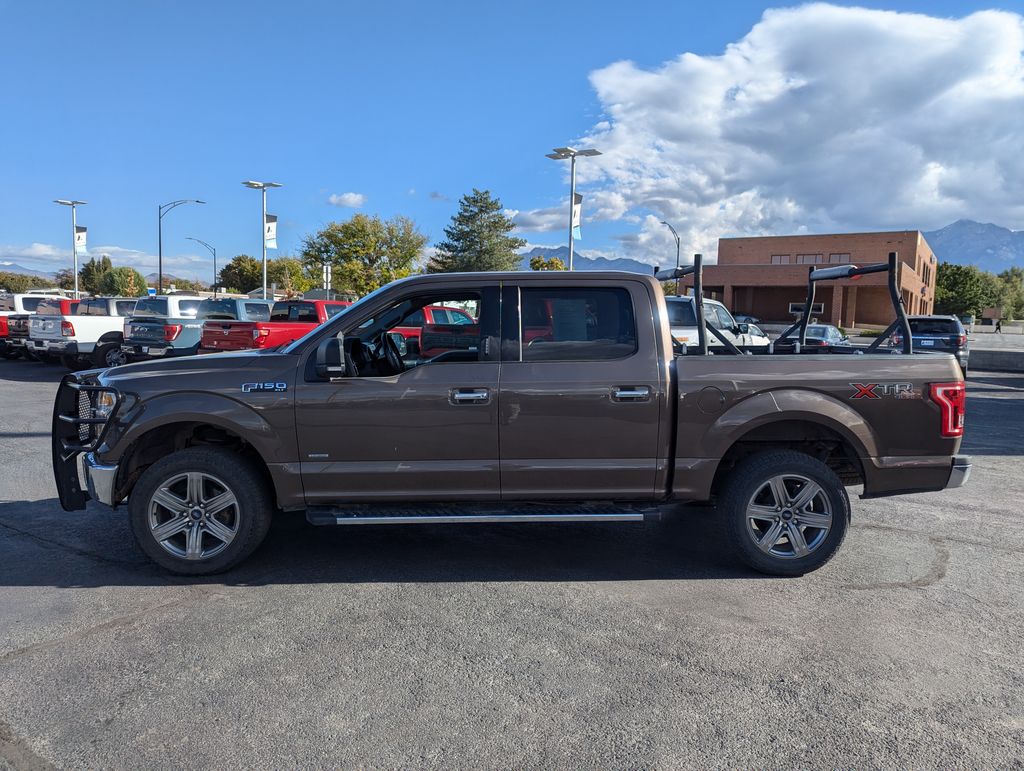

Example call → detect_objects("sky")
2 0 1023 282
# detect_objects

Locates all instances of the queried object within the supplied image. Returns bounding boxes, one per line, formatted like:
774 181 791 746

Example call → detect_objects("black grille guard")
51 375 121 511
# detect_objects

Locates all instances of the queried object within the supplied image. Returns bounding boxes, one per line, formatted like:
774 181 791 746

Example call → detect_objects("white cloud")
327 192 366 208
429 191 450 202
0 242 213 278
522 4 1024 263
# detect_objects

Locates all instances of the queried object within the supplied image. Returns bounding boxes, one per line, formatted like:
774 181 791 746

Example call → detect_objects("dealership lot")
0 360 1022 767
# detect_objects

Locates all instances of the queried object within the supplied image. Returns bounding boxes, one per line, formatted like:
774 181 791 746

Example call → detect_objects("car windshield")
666 299 697 327
198 299 240 320
133 298 168 316
806 325 831 338
35 299 64 315
909 319 958 335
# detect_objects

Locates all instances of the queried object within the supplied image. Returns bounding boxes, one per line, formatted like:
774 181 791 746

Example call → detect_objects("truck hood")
98 349 291 385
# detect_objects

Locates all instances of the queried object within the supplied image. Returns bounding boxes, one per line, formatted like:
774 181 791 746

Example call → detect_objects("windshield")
133 298 168 316
198 299 240 320
909 318 959 335
35 299 64 315
806 325 831 338
666 299 697 327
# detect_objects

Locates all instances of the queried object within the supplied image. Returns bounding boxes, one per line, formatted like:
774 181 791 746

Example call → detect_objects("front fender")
103 390 293 465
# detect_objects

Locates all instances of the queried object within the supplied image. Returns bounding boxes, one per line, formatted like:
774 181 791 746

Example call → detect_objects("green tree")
79 255 113 294
219 255 262 294
98 266 148 297
0 272 53 293
934 262 1001 318
428 189 525 273
170 278 205 293
530 255 566 271
996 267 1024 321
268 256 313 297
300 214 427 297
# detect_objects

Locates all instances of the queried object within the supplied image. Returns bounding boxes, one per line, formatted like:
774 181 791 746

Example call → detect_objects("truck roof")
385 270 660 288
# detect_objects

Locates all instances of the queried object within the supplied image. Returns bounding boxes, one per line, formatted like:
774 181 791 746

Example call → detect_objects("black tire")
0 348 19 360
720 449 850 577
93 342 128 369
128 447 273 575
22 348 39 362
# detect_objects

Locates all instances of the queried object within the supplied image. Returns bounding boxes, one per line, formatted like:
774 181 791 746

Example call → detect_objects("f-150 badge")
242 382 288 393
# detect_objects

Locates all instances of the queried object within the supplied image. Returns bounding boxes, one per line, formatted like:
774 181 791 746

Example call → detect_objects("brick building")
680 231 937 327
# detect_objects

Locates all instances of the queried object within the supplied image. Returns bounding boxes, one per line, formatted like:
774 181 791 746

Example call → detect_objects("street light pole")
242 181 283 299
545 146 602 270
158 199 205 293
53 199 86 299
186 237 217 296
660 220 681 295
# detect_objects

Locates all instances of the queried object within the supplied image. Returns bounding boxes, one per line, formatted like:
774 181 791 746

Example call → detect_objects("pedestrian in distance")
995 318 1002 334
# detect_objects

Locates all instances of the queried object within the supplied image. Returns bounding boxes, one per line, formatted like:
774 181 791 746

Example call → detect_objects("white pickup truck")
29 296 138 369
0 293 67 359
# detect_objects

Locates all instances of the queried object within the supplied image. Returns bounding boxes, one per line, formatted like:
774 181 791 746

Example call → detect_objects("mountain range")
922 220 1024 274
519 247 653 274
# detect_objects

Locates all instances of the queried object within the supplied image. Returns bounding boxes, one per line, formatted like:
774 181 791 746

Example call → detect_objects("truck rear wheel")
720 450 849 576
93 342 128 369
128 447 273 575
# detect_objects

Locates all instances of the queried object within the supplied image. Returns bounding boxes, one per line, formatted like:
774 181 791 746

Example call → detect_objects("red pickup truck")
201 299 350 352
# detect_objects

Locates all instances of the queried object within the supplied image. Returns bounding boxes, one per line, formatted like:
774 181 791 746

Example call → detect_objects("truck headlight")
94 391 117 419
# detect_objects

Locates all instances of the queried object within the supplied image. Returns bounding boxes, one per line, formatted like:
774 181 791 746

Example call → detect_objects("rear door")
498 279 666 500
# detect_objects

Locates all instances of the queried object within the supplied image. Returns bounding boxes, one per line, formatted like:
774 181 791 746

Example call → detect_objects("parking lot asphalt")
0 359 1022 769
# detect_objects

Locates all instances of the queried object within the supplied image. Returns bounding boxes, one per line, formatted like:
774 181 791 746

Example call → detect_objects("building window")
796 254 823 264
829 253 851 264
770 254 790 265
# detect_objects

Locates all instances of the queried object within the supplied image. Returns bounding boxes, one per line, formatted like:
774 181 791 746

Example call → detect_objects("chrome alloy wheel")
104 346 128 367
147 472 239 561
745 473 833 559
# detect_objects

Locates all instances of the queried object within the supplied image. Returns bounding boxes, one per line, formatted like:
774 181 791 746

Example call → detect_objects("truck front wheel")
720 450 849 576
128 447 273 575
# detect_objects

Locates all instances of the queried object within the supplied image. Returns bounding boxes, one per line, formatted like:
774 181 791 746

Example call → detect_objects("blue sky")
2 0 1022 281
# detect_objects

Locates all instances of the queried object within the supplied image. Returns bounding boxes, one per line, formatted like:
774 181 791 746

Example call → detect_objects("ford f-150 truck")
200 299 349 352
0 293 67 358
29 296 139 369
53 259 969 577
121 294 203 360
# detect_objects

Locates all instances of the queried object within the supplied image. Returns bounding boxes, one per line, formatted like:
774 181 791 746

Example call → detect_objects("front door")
498 281 666 500
295 285 501 503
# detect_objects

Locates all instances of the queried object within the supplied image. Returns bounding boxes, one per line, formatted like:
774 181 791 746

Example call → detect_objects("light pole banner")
571 193 583 240
74 225 88 255
264 214 278 249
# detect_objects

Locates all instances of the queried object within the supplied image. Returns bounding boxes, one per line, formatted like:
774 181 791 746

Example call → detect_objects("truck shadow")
0 359 67 384
0 499 761 588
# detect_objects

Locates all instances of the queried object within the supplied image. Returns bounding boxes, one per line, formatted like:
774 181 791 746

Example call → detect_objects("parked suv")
30 296 138 369
893 315 970 375
666 296 771 348
121 295 203 360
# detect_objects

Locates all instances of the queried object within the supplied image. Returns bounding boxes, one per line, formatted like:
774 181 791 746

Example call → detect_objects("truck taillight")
61 321 75 337
252 328 271 345
163 324 183 341
956 334 967 346
930 382 965 438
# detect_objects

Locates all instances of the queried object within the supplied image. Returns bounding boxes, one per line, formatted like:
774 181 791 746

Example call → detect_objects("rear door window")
115 301 137 316
520 287 637 362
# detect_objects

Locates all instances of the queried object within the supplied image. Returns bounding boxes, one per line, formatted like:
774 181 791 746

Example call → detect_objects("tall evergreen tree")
79 254 113 294
428 189 525 273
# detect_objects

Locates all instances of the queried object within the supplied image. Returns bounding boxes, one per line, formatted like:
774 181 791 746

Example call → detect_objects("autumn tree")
529 255 565 271
428 189 524 273
300 214 427 297
98 267 148 297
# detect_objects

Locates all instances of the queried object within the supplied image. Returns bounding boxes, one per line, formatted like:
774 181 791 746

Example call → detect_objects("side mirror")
316 335 345 379
387 331 409 358
736 323 750 335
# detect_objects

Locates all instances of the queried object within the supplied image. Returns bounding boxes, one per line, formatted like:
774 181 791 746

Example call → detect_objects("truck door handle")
612 387 651 402
451 388 490 404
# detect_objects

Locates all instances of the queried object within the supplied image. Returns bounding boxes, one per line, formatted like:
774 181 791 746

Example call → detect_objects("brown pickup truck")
52 262 969 576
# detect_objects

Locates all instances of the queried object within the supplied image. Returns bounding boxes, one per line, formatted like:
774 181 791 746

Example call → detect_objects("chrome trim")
82 452 119 506
946 456 972 489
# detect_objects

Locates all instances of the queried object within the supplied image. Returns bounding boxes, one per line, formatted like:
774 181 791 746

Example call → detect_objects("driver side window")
344 291 492 378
